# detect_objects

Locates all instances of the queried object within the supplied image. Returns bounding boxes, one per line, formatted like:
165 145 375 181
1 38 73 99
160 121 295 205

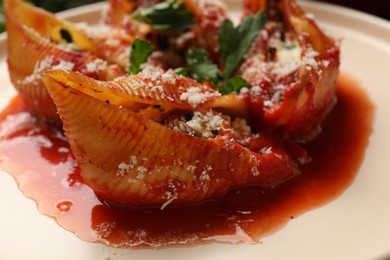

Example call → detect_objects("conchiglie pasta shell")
241 0 339 140
5 0 125 119
4 0 135 69
5 6 62 119
262 0 340 140
4 0 96 51
42 71 300 206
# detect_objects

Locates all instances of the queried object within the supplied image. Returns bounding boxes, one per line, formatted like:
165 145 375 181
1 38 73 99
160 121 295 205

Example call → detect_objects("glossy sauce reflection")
0 73 374 248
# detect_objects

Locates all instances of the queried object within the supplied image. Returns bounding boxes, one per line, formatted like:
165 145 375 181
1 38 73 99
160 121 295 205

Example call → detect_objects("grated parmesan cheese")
302 48 320 70
86 58 108 73
187 165 197 172
322 60 330 68
117 156 138 176
75 22 113 39
260 147 273 155
51 60 75 71
185 111 228 138
179 87 218 108
251 167 260 176
161 70 177 84
18 56 75 85
161 181 179 210
104 38 120 47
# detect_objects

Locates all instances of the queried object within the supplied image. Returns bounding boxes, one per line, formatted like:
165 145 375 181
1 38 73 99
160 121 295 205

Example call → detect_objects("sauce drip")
0 74 374 248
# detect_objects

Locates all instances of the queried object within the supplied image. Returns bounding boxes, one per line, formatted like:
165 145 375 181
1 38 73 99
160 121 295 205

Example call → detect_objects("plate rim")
1 1 390 260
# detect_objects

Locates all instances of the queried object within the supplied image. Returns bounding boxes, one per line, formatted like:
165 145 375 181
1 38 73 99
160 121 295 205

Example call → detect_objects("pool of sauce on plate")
0 73 374 248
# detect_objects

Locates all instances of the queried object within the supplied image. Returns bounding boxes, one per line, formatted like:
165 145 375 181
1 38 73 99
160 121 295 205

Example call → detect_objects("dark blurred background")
315 0 390 20
0 0 389 34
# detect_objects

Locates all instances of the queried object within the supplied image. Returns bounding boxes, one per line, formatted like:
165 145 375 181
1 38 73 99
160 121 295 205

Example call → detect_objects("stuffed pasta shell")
240 0 340 140
4 0 127 119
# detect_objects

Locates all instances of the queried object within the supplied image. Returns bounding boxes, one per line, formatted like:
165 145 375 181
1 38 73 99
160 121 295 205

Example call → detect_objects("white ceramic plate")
1 1 390 259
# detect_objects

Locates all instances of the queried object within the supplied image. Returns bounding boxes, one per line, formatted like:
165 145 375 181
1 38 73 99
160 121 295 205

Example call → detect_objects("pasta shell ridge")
43 69 235 112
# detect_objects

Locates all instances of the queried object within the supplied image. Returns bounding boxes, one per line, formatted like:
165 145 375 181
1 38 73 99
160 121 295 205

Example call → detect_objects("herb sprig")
185 49 250 94
218 10 267 79
186 10 266 94
132 0 194 33
127 9 266 94
186 48 220 83
0 1 5 33
219 77 250 95
128 39 154 74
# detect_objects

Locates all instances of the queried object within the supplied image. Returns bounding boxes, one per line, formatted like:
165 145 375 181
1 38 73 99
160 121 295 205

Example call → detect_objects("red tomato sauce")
0 73 374 248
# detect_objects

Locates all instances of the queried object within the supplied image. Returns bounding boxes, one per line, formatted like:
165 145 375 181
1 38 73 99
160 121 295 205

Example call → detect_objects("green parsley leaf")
218 19 235 62
132 0 194 33
184 10 266 95
218 10 267 79
129 39 154 74
218 76 250 95
185 48 250 95
0 2 5 33
173 67 189 77
186 48 220 83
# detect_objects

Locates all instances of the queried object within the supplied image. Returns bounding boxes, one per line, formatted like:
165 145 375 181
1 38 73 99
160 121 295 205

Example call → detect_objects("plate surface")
1 1 390 259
